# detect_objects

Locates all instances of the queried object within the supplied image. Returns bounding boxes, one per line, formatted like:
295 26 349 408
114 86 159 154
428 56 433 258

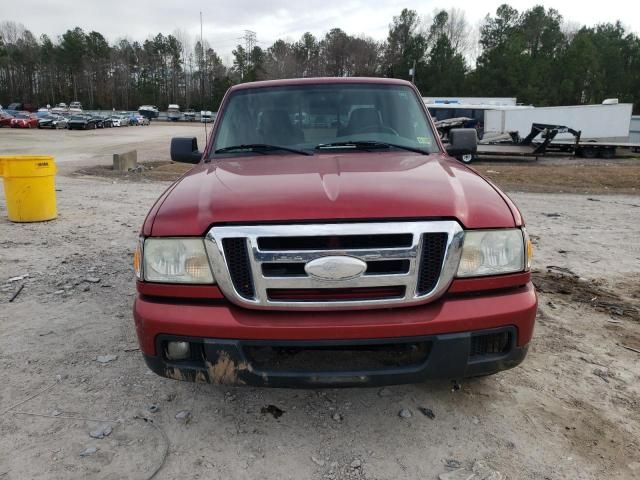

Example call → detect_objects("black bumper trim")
143 327 528 388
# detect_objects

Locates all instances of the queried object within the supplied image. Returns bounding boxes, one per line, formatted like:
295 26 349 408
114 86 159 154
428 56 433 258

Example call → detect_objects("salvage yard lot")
0 122 206 170
1 127 639 479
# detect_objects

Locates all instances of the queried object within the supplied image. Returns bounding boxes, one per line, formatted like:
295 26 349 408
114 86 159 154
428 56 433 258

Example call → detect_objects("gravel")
398 408 412 419
1 166 639 480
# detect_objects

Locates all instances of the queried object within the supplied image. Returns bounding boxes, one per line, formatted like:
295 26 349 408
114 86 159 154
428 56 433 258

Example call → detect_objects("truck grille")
222 238 255 299
266 286 407 302
417 233 449 295
205 221 463 310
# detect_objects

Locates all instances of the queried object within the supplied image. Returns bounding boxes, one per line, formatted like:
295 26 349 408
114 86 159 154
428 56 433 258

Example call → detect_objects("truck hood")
149 152 517 236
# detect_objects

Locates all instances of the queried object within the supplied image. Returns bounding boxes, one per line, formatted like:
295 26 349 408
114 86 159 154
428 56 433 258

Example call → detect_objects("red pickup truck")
133 77 536 387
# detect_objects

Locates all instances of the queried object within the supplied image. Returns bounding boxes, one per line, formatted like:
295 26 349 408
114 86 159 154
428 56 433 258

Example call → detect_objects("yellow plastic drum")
0 156 57 222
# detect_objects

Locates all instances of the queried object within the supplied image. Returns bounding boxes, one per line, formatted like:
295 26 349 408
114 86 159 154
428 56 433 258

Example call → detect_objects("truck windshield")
211 84 439 156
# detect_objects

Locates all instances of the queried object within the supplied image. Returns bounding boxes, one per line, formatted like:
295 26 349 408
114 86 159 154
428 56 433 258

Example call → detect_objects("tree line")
1 4 639 112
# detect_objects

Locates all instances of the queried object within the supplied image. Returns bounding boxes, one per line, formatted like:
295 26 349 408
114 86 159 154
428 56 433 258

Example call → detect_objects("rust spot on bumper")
165 367 186 381
205 351 249 385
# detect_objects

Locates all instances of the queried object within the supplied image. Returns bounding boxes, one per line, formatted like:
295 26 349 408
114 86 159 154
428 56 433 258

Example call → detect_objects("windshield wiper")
214 144 313 156
315 140 429 155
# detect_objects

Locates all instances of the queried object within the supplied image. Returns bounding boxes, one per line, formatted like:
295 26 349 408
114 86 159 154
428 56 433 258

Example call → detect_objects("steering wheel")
357 124 399 136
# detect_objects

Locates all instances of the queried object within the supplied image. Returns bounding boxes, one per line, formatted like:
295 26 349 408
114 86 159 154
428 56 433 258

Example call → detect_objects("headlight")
133 238 143 280
457 229 526 277
142 238 215 284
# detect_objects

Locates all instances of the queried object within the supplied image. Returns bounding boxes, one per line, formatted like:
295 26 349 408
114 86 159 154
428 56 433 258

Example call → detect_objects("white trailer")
484 103 633 140
429 99 639 160
423 96 517 106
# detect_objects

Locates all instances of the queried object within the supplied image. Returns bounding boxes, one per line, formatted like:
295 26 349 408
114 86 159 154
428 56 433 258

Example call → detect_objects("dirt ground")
1 127 640 479
474 157 640 195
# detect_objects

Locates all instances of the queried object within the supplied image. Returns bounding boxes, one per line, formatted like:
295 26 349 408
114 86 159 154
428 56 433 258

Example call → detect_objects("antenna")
243 30 257 79
201 11 208 139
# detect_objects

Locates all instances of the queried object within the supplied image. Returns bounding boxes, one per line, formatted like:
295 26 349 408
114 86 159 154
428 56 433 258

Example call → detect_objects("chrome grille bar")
204 221 464 310
254 248 416 263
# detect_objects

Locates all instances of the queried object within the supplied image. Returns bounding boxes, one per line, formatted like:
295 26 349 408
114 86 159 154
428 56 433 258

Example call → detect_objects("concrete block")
113 150 137 171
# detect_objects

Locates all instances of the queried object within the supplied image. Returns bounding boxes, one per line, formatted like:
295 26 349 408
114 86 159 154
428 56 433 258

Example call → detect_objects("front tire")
459 153 474 164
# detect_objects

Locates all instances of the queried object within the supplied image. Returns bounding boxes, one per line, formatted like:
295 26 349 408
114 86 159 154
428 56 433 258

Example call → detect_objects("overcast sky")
3 0 639 64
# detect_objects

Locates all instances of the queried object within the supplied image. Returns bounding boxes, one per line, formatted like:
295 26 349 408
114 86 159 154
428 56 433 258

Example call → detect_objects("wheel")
598 147 615 159
459 153 474 164
578 147 597 158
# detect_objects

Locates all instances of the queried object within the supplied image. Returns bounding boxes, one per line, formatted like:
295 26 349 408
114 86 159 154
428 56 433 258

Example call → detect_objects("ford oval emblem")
304 256 367 281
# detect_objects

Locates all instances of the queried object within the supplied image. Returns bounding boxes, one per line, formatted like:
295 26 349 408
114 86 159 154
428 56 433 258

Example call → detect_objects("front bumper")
143 327 528 387
134 283 536 387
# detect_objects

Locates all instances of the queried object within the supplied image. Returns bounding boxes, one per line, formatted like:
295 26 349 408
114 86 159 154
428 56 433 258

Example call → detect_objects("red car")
0 112 14 127
133 77 537 388
10 112 39 128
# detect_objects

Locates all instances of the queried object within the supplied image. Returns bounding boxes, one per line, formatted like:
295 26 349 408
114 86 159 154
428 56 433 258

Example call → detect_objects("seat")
258 109 304 145
339 107 382 137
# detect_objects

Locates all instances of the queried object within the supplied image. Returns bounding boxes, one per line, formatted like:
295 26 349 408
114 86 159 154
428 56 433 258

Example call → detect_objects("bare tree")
0 21 26 44
445 8 472 54
425 8 472 55
561 20 581 42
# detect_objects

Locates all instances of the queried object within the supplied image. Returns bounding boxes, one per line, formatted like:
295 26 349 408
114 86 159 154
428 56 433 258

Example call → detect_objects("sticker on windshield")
416 136 431 145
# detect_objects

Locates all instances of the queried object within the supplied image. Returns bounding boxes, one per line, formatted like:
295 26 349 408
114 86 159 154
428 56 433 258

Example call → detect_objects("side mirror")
171 137 202 164
445 128 478 157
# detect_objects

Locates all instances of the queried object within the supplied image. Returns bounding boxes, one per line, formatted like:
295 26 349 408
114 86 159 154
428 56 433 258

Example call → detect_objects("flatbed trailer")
476 144 549 158
475 124 580 160
548 140 640 158
473 123 640 161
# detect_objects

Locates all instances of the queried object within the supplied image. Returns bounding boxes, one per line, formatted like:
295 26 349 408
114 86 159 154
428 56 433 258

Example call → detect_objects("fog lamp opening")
166 341 191 360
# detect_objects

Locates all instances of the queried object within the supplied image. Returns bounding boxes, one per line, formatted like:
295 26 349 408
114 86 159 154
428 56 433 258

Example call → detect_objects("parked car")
127 113 140 126
200 110 214 123
167 104 181 121
38 114 68 129
10 112 39 128
0 112 14 127
135 114 150 125
110 116 123 127
7 102 37 112
51 103 69 114
67 114 101 130
133 77 536 388
101 116 114 128
69 101 83 113
91 116 105 128
184 109 196 121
